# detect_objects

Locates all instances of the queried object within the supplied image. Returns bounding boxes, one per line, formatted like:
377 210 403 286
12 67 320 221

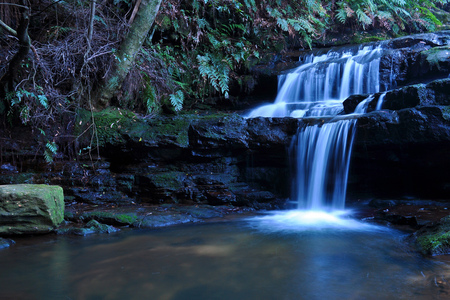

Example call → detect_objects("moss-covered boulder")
0 184 64 235
413 215 450 255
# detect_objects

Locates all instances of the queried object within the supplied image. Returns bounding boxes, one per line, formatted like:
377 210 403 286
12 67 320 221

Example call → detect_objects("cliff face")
1 31 450 208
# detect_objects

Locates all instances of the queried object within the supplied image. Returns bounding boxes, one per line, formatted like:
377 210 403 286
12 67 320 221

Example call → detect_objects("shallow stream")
1 212 449 300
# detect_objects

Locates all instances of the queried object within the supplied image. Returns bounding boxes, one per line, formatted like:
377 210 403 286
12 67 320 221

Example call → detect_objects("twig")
128 0 142 25
0 19 17 36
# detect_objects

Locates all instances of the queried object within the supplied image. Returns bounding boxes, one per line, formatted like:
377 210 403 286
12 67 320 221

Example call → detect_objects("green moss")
75 108 193 149
0 184 64 234
423 46 450 70
74 109 247 153
114 214 138 224
415 216 450 255
151 171 186 190
417 231 450 255
355 35 389 44
142 116 190 147
74 107 137 147
79 211 138 226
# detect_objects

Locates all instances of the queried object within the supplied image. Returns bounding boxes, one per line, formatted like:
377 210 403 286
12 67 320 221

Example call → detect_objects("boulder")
0 184 64 235
413 215 450 255
57 220 119 236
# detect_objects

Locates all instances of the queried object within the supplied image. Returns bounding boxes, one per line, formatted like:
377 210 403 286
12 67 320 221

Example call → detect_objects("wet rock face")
348 84 450 200
0 113 296 209
342 30 450 201
0 184 65 235
413 216 450 255
380 31 450 88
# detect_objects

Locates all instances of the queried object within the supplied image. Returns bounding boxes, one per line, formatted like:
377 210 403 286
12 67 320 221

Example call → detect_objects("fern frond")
356 8 373 27
336 8 348 23
44 141 58 163
197 18 210 30
277 18 289 31
38 94 49 109
169 90 184 112
197 54 230 98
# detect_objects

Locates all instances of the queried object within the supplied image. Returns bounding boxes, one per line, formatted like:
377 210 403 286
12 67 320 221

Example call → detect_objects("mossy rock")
414 215 450 255
73 211 139 226
148 171 187 190
57 220 119 236
0 184 65 235
74 107 137 148
74 107 191 150
421 45 450 71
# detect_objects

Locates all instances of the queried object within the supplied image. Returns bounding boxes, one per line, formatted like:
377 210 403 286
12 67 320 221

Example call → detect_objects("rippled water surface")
1 212 449 300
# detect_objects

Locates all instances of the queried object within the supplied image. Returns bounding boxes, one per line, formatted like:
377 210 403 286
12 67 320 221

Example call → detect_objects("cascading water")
248 44 388 213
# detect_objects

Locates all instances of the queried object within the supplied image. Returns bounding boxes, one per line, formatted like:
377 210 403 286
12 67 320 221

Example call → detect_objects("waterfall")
247 45 383 119
376 92 386 111
248 44 386 211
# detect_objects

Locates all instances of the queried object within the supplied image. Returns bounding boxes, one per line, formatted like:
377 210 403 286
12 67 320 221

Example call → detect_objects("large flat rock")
0 184 64 235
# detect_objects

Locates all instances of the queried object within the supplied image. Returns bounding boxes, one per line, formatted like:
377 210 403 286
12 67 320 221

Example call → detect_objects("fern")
169 90 184 111
44 141 58 163
356 8 373 28
197 54 230 98
38 94 49 109
197 18 210 30
143 80 159 114
336 8 348 23
277 18 289 31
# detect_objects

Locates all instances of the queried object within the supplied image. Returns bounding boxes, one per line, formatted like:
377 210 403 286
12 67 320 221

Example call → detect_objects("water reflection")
0 218 449 299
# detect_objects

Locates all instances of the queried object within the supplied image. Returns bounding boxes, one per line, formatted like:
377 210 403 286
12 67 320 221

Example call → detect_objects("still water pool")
1 211 449 300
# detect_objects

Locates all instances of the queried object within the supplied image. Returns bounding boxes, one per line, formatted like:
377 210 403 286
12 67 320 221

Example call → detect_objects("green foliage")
141 75 160 114
44 141 58 163
197 53 230 98
147 0 331 108
5 87 49 125
334 0 446 33
169 90 184 112
127 0 450 113
3 0 448 125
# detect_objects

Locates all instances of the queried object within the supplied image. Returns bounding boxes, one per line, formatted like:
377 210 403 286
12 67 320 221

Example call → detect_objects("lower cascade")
248 44 389 212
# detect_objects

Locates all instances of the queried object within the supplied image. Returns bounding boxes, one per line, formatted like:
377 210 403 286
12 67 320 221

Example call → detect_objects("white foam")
247 210 385 233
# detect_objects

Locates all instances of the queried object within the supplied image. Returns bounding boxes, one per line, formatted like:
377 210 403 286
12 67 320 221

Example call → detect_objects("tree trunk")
0 1 31 95
93 0 162 109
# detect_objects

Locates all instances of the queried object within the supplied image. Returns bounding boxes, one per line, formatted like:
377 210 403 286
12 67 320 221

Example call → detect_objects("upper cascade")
247 44 387 119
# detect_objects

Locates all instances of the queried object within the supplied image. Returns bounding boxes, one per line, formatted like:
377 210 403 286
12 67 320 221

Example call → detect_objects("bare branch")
0 18 17 36
0 3 29 10
129 0 142 25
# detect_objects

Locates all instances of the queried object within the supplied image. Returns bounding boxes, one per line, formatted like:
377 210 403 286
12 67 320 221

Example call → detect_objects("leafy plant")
169 90 184 111
197 53 230 98
44 141 58 163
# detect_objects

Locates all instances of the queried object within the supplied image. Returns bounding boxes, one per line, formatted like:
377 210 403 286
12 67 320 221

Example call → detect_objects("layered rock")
0 184 65 235
344 77 450 200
